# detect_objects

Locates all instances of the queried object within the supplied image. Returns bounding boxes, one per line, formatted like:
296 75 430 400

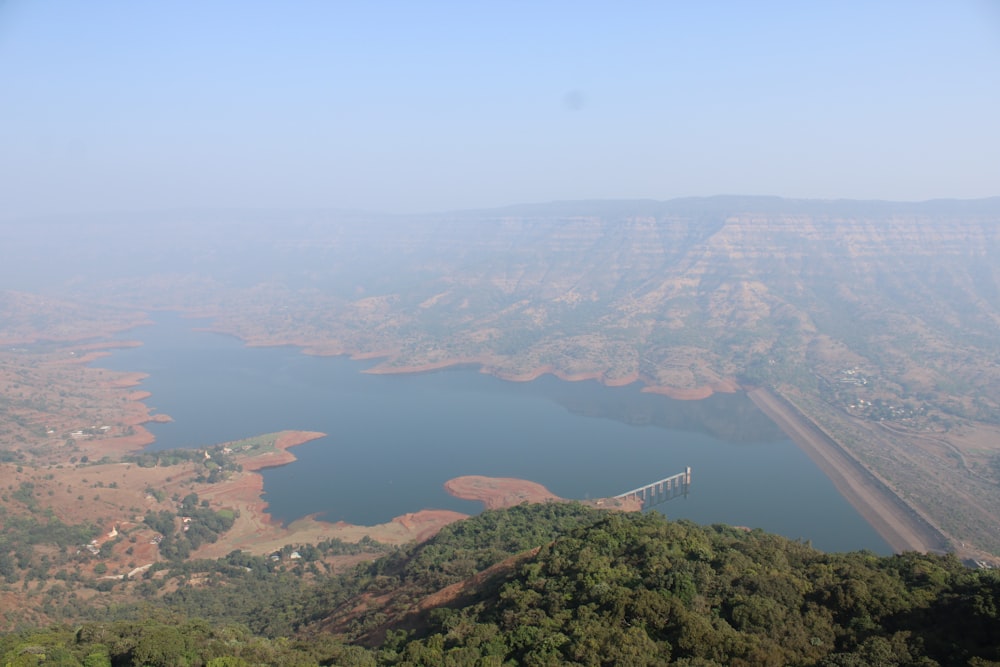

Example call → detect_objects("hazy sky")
2 1 998 217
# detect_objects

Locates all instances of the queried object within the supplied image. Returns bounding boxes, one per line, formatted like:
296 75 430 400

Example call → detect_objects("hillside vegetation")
2 504 998 666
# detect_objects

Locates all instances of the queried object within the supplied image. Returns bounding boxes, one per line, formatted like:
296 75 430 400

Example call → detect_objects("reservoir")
98 312 890 554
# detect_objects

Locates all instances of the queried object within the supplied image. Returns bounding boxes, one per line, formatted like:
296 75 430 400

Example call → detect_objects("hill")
1 504 998 666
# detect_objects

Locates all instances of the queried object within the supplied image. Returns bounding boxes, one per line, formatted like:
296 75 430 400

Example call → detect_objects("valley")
2 197 1000 632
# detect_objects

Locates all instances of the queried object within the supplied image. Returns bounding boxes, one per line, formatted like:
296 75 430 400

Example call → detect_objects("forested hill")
2 504 998 666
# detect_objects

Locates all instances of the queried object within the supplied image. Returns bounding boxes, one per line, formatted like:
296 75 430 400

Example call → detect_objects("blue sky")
1 1 998 217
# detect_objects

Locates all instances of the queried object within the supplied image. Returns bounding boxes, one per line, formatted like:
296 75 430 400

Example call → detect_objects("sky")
1 1 999 218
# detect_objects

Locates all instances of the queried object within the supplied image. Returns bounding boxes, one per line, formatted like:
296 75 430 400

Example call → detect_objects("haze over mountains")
8 196 999 399
3 196 1000 558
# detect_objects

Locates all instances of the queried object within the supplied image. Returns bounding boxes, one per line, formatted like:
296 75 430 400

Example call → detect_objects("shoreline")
80 322 942 555
444 475 644 513
363 355 737 401
748 387 949 554
240 430 327 473
196 461 638 556
214 430 327 529
177 385 957 557
444 475 564 509
223 325 738 401
191 431 473 556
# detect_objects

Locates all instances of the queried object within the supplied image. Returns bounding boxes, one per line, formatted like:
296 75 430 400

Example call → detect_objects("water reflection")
525 376 786 442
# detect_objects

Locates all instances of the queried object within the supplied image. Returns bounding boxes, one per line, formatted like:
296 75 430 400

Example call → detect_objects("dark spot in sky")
563 90 586 111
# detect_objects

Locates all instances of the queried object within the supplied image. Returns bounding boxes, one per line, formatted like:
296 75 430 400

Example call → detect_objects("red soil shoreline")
241 430 327 473
444 476 644 513
204 318 741 400
444 475 564 509
191 433 479 554
195 431 328 540
227 430 329 528
70 331 749 550
77 323 925 555
364 356 739 401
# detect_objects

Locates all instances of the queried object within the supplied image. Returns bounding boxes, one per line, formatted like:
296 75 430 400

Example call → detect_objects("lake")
97 312 890 553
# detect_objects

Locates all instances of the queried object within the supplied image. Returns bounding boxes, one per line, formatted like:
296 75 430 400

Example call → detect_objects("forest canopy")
2 504 998 666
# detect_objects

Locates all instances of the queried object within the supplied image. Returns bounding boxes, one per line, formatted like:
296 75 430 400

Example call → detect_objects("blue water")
96 312 890 553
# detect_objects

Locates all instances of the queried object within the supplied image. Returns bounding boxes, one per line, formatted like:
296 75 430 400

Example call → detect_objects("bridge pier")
614 468 691 509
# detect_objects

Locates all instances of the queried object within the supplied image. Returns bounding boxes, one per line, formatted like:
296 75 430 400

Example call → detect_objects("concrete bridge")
615 467 691 508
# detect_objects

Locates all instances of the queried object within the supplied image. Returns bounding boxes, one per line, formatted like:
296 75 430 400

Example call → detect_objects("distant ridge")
443 195 1000 219
5 195 1000 226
